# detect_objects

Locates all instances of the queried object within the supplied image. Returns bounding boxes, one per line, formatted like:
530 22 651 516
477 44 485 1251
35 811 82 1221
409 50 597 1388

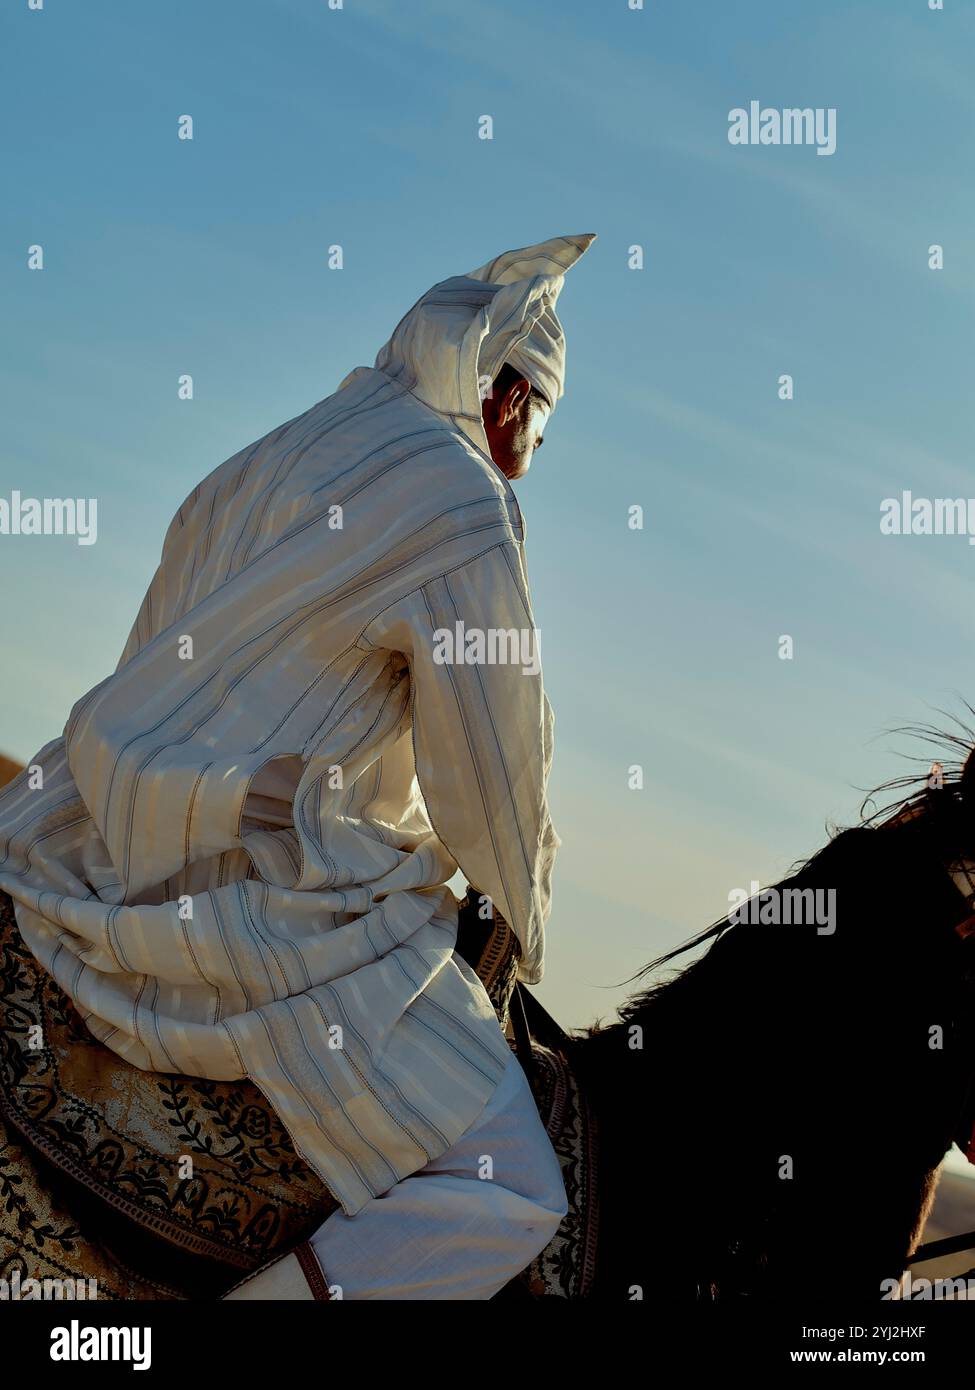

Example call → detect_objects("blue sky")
2 0 973 1039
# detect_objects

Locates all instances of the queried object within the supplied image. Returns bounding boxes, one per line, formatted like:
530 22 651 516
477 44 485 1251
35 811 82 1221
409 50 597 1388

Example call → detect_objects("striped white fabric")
0 234 593 1214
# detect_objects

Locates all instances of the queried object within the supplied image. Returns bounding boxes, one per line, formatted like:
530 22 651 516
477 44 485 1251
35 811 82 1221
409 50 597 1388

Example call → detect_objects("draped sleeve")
358 541 559 983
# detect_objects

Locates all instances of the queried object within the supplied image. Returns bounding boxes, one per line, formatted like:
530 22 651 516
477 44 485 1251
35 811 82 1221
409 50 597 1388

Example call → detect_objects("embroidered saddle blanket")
0 889 597 1298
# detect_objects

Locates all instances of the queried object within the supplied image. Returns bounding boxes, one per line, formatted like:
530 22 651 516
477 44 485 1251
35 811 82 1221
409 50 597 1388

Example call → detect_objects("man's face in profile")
482 374 551 482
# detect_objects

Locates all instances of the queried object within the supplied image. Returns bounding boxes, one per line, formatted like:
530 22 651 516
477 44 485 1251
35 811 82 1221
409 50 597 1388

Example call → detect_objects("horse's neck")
577 1003 950 1301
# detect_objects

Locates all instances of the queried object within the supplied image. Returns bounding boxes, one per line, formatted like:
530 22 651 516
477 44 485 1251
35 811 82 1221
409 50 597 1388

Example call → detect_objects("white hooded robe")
0 234 594 1214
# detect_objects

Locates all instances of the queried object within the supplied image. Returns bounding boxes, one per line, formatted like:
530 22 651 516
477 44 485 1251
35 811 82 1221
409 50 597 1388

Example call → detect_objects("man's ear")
498 376 532 426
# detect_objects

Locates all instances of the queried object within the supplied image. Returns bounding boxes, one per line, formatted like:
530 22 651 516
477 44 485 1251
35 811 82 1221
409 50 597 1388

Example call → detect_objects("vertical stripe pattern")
0 236 591 1213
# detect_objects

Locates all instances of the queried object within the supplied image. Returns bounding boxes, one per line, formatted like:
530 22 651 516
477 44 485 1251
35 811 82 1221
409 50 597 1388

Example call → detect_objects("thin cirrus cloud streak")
351 0 971 303
611 390 975 620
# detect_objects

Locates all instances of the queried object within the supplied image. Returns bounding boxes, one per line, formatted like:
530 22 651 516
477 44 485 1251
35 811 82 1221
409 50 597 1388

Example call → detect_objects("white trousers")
225 1046 566 1300
311 1044 567 1299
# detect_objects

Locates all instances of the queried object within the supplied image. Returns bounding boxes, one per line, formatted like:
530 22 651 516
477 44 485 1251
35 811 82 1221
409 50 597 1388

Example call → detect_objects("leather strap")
294 1242 332 1301
510 982 535 1073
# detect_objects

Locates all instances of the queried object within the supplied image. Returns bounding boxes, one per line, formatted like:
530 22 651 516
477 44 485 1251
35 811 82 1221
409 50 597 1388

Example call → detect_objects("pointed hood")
367 233 595 456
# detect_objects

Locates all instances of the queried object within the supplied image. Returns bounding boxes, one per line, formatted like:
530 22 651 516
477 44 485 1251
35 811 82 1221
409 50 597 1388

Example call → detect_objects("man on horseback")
0 235 594 1299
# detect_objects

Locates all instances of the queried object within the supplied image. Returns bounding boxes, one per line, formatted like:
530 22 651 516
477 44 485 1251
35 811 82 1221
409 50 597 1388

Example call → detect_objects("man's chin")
492 456 529 483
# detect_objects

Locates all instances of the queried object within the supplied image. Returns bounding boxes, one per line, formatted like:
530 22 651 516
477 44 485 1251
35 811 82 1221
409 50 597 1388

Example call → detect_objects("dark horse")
560 740 975 1301
2 744 975 1299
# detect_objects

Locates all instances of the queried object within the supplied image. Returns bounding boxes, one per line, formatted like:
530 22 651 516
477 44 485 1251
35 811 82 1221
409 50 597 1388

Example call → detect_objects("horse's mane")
609 711 975 1028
